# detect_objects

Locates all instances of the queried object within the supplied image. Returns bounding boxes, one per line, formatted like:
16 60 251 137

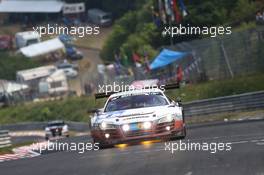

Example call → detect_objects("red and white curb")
0 141 52 163
0 150 39 163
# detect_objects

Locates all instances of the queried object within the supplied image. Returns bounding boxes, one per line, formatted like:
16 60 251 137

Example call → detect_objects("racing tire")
93 139 113 149
178 127 187 140
171 127 186 140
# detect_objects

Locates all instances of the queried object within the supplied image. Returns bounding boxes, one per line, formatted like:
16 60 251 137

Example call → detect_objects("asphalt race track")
1 120 264 175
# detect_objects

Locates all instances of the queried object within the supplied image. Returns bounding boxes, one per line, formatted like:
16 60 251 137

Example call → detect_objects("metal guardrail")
0 122 90 132
183 91 264 117
0 130 11 148
0 91 264 131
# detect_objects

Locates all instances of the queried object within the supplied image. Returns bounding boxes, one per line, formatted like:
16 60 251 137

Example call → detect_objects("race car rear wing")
94 83 179 99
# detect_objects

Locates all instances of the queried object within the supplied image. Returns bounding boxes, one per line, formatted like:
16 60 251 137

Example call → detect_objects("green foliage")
101 1 158 62
100 12 138 61
0 53 40 80
233 21 257 32
0 96 101 124
101 0 260 62
186 1 228 26
167 73 264 102
231 0 256 22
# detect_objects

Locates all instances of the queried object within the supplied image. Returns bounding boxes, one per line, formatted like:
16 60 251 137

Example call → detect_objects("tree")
231 0 256 22
0 53 40 80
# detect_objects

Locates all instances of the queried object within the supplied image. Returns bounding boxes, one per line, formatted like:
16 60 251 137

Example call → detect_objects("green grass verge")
186 109 264 125
0 73 264 125
0 52 41 80
0 147 13 155
0 141 35 155
166 73 264 102
0 96 105 125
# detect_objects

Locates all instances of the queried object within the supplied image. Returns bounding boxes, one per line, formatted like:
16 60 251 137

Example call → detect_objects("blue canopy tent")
150 49 188 70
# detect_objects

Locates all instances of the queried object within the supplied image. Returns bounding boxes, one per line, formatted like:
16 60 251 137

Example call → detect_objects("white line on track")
230 141 249 144
189 133 264 142
256 142 264 146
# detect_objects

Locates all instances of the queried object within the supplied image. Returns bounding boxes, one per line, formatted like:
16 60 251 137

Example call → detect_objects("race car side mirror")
176 97 182 107
168 103 176 107
87 109 99 114
87 109 103 115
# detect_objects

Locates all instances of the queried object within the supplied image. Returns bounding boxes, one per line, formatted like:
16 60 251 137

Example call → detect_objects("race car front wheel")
178 127 186 139
171 127 186 140
93 139 113 149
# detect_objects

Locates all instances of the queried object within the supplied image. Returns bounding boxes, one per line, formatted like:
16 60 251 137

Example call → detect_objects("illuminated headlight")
122 124 130 132
101 122 107 129
158 115 174 124
105 133 110 139
99 122 115 130
62 125 68 132
143 122 152 129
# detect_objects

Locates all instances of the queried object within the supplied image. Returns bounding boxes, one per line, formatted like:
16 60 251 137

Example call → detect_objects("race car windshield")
47 122 64 127
105 93 169 112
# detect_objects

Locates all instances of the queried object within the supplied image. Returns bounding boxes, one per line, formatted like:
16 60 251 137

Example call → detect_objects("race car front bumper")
91 120 185 145
45 128 69 138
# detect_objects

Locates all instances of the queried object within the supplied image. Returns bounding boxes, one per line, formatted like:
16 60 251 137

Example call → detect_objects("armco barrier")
0 91 264 131
0 122 90 132
183 91 264 117
0 122 46 131
0 130 11 148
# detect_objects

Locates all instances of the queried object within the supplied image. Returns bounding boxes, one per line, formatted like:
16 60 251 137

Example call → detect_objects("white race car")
45 120 69 140
90 86 186 148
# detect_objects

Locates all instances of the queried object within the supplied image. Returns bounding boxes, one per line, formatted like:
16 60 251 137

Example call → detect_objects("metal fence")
92 26 264 88
184 91 264 117
0 130 11 148
169 26 264 83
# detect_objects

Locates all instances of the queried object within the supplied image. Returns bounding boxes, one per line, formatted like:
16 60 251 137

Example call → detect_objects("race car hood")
94 105 182 125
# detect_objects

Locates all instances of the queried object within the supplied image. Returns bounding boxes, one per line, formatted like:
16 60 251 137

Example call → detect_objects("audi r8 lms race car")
45 120 69 140
90 86 186 148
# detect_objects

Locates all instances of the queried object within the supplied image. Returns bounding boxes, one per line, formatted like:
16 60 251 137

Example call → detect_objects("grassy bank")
0 141 35 155
0 73 264 125
0 96 103 124
0 52 40 80
166 73 264 102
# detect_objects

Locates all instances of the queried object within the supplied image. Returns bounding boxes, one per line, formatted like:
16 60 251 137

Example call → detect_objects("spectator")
256 11 264 25
256 12 262 21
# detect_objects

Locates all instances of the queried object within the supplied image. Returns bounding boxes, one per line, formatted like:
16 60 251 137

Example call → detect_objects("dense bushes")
101 0 260 62
0 53 40 80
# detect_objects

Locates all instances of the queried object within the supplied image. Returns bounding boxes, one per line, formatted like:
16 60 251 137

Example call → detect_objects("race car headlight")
158 115 174 124
143 121 152 129
62 125 68 132
122 124 130 132
99 122 116 130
